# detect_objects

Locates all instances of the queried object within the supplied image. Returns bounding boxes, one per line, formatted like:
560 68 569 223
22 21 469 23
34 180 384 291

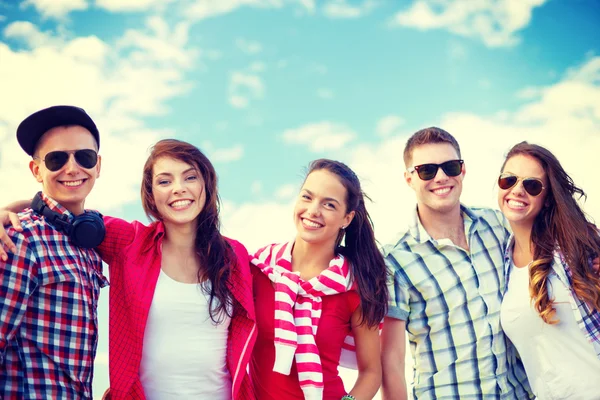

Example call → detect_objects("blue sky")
1 0 599 397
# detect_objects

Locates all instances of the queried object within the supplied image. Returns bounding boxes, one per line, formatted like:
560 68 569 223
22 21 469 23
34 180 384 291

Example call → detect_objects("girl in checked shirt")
250 159 389 400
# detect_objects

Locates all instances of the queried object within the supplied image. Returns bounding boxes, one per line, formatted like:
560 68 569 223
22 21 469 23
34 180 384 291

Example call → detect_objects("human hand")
0 210 21 261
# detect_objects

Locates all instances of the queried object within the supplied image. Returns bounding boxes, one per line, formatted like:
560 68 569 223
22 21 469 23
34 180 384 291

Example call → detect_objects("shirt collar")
140 219 166 254
40 192 74 221
152 220 166 241
409 203 478 244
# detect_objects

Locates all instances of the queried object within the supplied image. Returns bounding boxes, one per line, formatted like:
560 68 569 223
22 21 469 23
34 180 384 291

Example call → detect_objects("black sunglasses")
497 173 545 197
36 149 98 172
408 159 464 181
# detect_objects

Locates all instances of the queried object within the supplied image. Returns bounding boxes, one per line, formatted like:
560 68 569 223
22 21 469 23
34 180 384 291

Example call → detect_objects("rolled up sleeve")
385 252 410 321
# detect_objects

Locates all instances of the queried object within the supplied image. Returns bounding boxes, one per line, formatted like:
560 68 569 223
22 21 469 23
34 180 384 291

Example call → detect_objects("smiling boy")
380 127 532 399
0 106 108 399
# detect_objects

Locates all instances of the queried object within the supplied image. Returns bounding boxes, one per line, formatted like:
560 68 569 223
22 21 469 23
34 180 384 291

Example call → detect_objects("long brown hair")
501 142 600 323
141 139 234 323
305 159 388 328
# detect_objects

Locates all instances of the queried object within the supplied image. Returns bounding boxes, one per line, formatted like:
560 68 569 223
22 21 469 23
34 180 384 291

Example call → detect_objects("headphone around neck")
30 191 106 249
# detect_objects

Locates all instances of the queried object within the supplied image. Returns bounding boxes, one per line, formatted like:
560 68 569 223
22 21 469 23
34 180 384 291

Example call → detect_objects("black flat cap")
16 105 100 156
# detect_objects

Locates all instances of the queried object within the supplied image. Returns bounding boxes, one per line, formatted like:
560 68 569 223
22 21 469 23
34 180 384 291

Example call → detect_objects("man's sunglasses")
36 149 98 172
408 159 464 181
497 173 545 197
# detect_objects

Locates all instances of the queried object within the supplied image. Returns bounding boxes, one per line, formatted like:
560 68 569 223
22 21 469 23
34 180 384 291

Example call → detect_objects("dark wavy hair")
141 139 234 323
305 159 389 328
501 141 600 323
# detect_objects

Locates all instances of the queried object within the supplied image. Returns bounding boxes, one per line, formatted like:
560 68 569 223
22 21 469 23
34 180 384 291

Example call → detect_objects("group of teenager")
0 105 598 400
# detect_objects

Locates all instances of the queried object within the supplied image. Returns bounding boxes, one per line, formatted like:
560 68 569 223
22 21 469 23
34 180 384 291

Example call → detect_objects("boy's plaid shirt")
384 206 533 399
0 195 107 399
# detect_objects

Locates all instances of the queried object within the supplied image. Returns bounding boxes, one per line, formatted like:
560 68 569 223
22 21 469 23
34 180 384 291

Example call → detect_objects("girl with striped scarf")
250 159 389 400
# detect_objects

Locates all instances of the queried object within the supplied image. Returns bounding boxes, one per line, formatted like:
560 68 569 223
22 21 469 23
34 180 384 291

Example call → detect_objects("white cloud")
21 0 88 20
211 144 245 163
229 95 249 108
390 0 548 48
316 88 334 99
221 199 295 251
0 18 197 211
296 0 315 14
63 36 110 65
566 56 600 83
3 21 56 47
228 71 265 109
117 17 196 69
183 0 317 21
200 141 245 163
236 38 262 55
376 115 405 137
281 121 357 152
185 0 285 21
275 183 297 200
96 0 175 12
322 0 376 19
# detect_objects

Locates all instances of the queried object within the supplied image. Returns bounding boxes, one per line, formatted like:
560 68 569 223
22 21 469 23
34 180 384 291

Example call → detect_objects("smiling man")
380 127 533 399
0 106 108 399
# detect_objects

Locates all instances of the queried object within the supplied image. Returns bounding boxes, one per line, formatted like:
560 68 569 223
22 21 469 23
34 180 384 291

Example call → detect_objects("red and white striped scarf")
251 241 358 400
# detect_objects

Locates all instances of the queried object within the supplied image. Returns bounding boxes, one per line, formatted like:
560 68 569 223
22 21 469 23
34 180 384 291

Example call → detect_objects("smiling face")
498 154 547 229
294 169 355 249
151 157 206 229
405 142 465 215
29 125 101 215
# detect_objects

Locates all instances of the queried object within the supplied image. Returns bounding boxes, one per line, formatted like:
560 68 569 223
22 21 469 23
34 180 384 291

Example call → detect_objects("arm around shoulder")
96 216 137 265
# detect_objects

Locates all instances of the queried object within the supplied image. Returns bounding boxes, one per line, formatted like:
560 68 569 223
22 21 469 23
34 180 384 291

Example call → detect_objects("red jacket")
97 217 256 400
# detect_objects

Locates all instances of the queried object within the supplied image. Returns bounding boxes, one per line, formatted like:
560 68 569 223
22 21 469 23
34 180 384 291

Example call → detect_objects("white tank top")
140 269 232 400
501 261 600 400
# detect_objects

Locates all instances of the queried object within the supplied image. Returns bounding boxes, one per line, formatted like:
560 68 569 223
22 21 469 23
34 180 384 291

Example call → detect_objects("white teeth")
62 180 84 187
171 200 192 208
433 187 451 195
303 219 322 228
508 200 526 207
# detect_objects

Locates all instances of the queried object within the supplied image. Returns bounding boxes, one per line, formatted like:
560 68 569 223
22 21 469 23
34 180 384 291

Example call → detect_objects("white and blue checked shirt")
384 205 533 399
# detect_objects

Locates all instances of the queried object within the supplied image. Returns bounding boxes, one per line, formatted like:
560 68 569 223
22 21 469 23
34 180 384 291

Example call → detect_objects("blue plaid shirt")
384 205 532 399
0 194 108 399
